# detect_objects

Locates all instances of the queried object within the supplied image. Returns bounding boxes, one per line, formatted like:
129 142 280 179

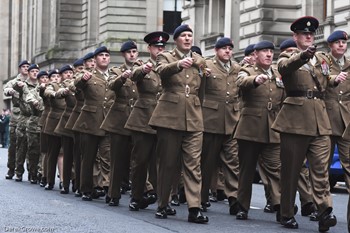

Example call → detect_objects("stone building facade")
1 0 350 109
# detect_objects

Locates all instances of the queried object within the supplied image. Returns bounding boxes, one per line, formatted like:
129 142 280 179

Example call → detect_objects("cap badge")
306 21 311 26
159 36 163 42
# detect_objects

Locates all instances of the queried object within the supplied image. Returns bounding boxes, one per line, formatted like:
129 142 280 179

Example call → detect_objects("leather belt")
287 90 325 99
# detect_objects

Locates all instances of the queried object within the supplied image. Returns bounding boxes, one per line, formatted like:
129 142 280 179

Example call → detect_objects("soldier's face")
50 74 61 83
19 65 29 75
293 32 314 50
39 75 49 84
74 65 84 73
123 49 139 64
176 32 193 53
62 70 74 80
84 58 95 69
255 49 274 69
148 45 165 60
215 46 233 63
95 52 110 69
29 69 39 80
329 40 347 58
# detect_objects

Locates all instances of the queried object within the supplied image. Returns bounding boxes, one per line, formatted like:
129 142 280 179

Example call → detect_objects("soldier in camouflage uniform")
25 65 47 184
3 60 30 180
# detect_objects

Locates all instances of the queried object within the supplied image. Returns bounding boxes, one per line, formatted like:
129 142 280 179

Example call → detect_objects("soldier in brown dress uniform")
272 16 344 231
149 24 209 223
325 30 350 233
73 46 115 201
234 41 284 221
199 37 240 215
124 32 169 211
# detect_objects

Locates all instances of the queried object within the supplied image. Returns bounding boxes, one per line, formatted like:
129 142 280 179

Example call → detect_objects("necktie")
224 63 230 72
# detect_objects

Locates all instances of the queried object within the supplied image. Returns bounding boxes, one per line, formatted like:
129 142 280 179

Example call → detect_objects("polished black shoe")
5 171 14 180
39 177 47 187
201 202 208 212
264 203 275 213
155 207 167 219
14 175 22 182
310 211 319 221
276 204 298 223
82 193 92 201
145 192 157 205
44 183 54 190
60 187 69 194
59 181 63 190
318 212 337 232
229 202 239 215
236 210 248 220
30 178 38 184
188 208 209 224
75 190 82 197
129 199 140 211
209 192 218 202
166 204 176 215
301 202 316 216
138 197 149 209
170 195 180 206
281 216 299 229
108 198 120 206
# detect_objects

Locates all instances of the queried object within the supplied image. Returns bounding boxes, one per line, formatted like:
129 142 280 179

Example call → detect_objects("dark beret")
191 46 202 56
215 37 234 49
48 69 60 78
244 44 255 56
18 60 30 67
28 64 40 72
59 65 74 74
82 52 95 61
254 40 275 51
327 30 349 43
290 16 319 32
144 31 169 46
120 40 137 53
37 70 49 79
280 38 297 51
73 58 84 67
173 24 193 40
94 46 110 56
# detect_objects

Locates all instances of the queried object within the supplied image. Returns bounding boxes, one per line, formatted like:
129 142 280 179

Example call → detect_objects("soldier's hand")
301 45 317 59
335 71 348 83
242 56 254 65
122 70 132 79
8 89 15 95
40 83 46 89
82 71 92 81
33 100 39 108
17 81 24 88
179 57 194 69
142 62 153 74
255 74 268 85
205 68 211 77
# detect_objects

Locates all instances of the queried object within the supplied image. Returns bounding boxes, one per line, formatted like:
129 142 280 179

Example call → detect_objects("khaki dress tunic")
234 64 284 212
272 50 336 218
200 56 240 208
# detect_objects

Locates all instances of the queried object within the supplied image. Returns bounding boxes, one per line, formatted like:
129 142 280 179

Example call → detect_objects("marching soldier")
200 37 240 215
3 60 30 180
272 16 342 231
100 40 139 206
73 46 115 201
149 24 209 223
234 41 284 221
125 32 169 211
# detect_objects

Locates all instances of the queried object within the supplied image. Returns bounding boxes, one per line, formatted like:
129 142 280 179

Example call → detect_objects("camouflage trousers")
27 131 40 180
15 126 27 177
6 125 17 175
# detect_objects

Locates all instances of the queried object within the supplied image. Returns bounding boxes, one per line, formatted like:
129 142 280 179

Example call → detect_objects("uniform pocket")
202 99 219 110
159 93 179 103
81 105 97 112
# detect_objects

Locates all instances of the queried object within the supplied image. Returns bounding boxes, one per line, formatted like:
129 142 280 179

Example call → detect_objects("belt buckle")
338 93 342 102
185 85 190 97
267 102 272 110
306 90 313 99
